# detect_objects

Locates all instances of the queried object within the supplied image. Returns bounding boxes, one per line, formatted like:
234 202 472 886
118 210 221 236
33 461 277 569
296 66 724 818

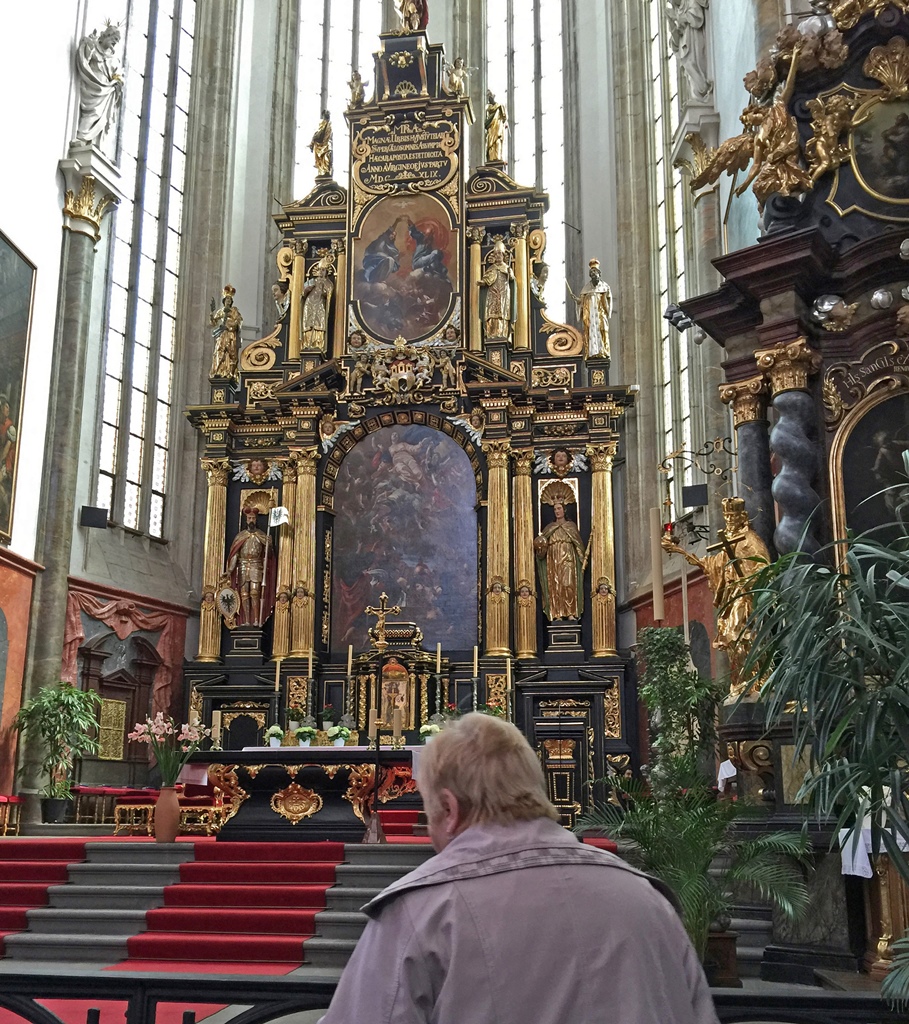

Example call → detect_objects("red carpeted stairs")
124 841 345 966
378 808 425 840
0 840 88 955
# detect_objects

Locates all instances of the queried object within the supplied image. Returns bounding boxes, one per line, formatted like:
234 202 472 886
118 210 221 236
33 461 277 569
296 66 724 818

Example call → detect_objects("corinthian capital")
482 439 511 469
585 442 619 472
719 376 768 427
201 458 231 487
512 449 534 476
754 338 821 395
296 448 320 476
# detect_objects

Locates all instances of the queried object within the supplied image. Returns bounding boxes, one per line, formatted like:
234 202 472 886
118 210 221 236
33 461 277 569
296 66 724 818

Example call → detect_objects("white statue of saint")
568 259 612 361
75 23 124 146
666 0 713 103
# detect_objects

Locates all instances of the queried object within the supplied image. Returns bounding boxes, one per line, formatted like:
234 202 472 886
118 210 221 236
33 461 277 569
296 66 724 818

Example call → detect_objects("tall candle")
347 644 353 676
506 656 511 688
473 646 478 677
308 649 313 679
649 507 665 621
392 708 403 738
274 657 282 693
211 711 222 744
368 707 378 738
436 642 441 673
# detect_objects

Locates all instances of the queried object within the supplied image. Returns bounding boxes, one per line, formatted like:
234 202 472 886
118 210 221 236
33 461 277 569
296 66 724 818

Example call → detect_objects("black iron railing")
0 969 903 1024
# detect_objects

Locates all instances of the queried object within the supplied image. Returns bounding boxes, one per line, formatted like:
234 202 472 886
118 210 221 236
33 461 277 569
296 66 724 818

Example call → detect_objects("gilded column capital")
512 449 534 475
509 221 529 239
63 175 118 243
719 376 769 427
754 338 821 395
467 226 485 245
201 457 231 487
482 439 511 469
585 442 619 471
296 448 320 476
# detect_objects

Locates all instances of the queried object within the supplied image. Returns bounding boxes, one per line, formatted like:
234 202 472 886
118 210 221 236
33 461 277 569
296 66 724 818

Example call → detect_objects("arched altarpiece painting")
331 423 479 651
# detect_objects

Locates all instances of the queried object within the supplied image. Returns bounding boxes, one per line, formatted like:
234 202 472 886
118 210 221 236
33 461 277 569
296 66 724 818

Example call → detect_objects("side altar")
183 8 638 827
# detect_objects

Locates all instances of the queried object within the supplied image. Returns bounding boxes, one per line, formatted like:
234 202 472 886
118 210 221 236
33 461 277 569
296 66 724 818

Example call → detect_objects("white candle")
392 708 403 738
274 657 282 693
368 707 378 738
436 642 442 673
473 646 478 677
506 656 511 688
211 711 222 744
308 649 313 679
650 507 665 622
347 644 353 676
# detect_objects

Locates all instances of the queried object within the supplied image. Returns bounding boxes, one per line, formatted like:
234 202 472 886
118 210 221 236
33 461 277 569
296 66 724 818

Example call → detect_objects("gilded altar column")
197 458 231 661
483 440 511 656
511 224 530 351
331 240 348 359
512 449 537 659
290 448 319 657
468 227 484 352
587 441 619 657
271 453 298 659
288 239 307 361
719 376 774 556
754 338 823 556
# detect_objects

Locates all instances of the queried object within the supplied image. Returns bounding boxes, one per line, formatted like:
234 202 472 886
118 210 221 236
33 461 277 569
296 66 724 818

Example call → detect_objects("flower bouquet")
295 725 317 746
321 704 339 725
478 701 505 718
128 713 209 787
327 724 351 746
264 724 285 747
420 723 441 743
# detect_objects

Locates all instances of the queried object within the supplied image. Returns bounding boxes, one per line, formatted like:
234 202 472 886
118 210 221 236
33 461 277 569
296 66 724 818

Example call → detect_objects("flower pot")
298 738 312 747
332 737 346 747
268 737 282 747
423 735 435 743
703 931 741 988
154 786 181 844
41 798 69 824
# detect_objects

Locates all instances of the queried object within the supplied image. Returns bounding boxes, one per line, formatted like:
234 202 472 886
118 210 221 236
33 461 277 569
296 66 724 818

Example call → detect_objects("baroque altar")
184 13 637 826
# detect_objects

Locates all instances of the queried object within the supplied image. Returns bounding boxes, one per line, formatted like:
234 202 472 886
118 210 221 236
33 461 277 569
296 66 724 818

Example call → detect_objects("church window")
294 0 383 198
96 0 196 539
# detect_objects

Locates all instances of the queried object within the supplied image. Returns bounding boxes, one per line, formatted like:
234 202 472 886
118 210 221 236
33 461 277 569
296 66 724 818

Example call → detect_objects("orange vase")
154 786 181 843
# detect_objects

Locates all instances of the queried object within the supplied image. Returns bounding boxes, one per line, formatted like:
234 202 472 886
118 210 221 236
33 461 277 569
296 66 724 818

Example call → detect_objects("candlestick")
473 645 478 677
347 644 353 676
368 707 378 739
392 708 403 739
472 675 478 713
437 673 443 715
436 642 441 673
274 657 282 693
649 507 665 621
211 711 222 745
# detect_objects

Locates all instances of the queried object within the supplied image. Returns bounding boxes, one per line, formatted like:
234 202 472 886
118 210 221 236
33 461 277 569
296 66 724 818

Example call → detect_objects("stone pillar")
290 448 319 657
720 376 775 557
468 226 484 351
755 338 823 556
272 452 298 659
20 173 117 811
512 223 530 350
512 449 537 660
482 440 511 656
197 458 231 661
587 441 619 657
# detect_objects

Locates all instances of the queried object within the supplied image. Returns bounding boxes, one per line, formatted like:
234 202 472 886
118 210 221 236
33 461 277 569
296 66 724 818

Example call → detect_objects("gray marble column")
20 173 117 814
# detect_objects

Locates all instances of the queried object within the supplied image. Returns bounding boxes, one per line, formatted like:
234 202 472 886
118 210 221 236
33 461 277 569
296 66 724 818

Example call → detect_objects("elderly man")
319 714 718 1024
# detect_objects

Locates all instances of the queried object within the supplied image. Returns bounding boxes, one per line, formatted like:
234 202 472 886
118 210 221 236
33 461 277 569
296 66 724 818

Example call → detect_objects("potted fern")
14 681 102 822
576 627 809 982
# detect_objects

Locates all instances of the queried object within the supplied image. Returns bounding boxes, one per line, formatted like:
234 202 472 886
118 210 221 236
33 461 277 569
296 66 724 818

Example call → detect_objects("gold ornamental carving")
822 340 909 429
481 439 511 470
585 442 618 472
864 36 909 100
63 175 118 242
98 699 126 760
486 673 507 710
754 338 822 395
541 311 585 357
542 739 576 761
239 326 282 371
604 688 621 739
270 782 323 824
343 764 375 823
532 366 573 388
287 676 309 712
207 765 248 822
223 710 266 731
832 0 909 30
201 458 230 487
512 449 534 476
540 698 590 718
719 376 768 427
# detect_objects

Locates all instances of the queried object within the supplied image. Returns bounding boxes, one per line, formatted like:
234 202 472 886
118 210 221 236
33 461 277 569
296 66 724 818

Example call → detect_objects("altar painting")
352 194 457 342
852 100 909 205
331 425 477 650
841 392 909 540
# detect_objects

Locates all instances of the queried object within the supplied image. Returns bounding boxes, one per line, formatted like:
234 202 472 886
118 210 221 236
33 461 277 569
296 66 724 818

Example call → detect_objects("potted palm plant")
576 627 809 983
14 681 102 823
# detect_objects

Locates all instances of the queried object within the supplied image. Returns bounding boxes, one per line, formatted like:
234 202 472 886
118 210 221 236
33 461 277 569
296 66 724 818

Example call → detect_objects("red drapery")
62 591 188 715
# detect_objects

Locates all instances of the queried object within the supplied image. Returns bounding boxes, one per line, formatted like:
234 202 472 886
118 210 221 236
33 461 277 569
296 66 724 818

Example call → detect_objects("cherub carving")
805 93 864 185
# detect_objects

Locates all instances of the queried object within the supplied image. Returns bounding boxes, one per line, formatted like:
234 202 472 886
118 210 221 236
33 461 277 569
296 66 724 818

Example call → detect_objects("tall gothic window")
294 0 383 198
96 0 196 539
487 0 566 320
648 0 692 502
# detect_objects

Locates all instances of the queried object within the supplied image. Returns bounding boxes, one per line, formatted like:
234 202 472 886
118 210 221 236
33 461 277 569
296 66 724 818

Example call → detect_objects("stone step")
341 844 433 868
82 843 197 865
313 910 369 940
47 884 167 911
334 863 417 888
303 936 360 969
325 886 381 912
2 932 129 962
65 863 186 887
737 944 766 978
25 907 148 935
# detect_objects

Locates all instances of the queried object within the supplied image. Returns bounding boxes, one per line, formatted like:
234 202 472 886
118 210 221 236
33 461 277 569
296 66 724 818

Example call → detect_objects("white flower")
420 723 441 735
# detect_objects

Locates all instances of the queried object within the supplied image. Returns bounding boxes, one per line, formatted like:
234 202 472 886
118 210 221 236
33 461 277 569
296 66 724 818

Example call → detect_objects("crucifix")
365 591 401 652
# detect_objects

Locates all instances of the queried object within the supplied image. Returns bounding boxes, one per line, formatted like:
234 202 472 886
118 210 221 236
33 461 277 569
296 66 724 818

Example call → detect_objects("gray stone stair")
732 907 773 979
3 841 194 963
305 842 434 969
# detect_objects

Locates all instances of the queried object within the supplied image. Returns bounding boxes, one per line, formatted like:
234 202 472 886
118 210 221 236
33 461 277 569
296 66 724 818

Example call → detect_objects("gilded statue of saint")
309 110 333 178
480 240 515 341
484 90 508 163
397 0 427 32
302 257 334 351
661 497 771 698
568 259 612 361
534 484 587 621
226 506 276 626
348 70 366 109
209 286 242 380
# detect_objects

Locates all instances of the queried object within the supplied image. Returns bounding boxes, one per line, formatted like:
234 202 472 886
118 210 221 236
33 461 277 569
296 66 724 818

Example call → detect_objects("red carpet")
123 841 345 966
0 839 87 956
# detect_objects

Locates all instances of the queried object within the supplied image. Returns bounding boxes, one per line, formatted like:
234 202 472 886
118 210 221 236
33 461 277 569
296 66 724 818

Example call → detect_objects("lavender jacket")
319 817 719 1024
